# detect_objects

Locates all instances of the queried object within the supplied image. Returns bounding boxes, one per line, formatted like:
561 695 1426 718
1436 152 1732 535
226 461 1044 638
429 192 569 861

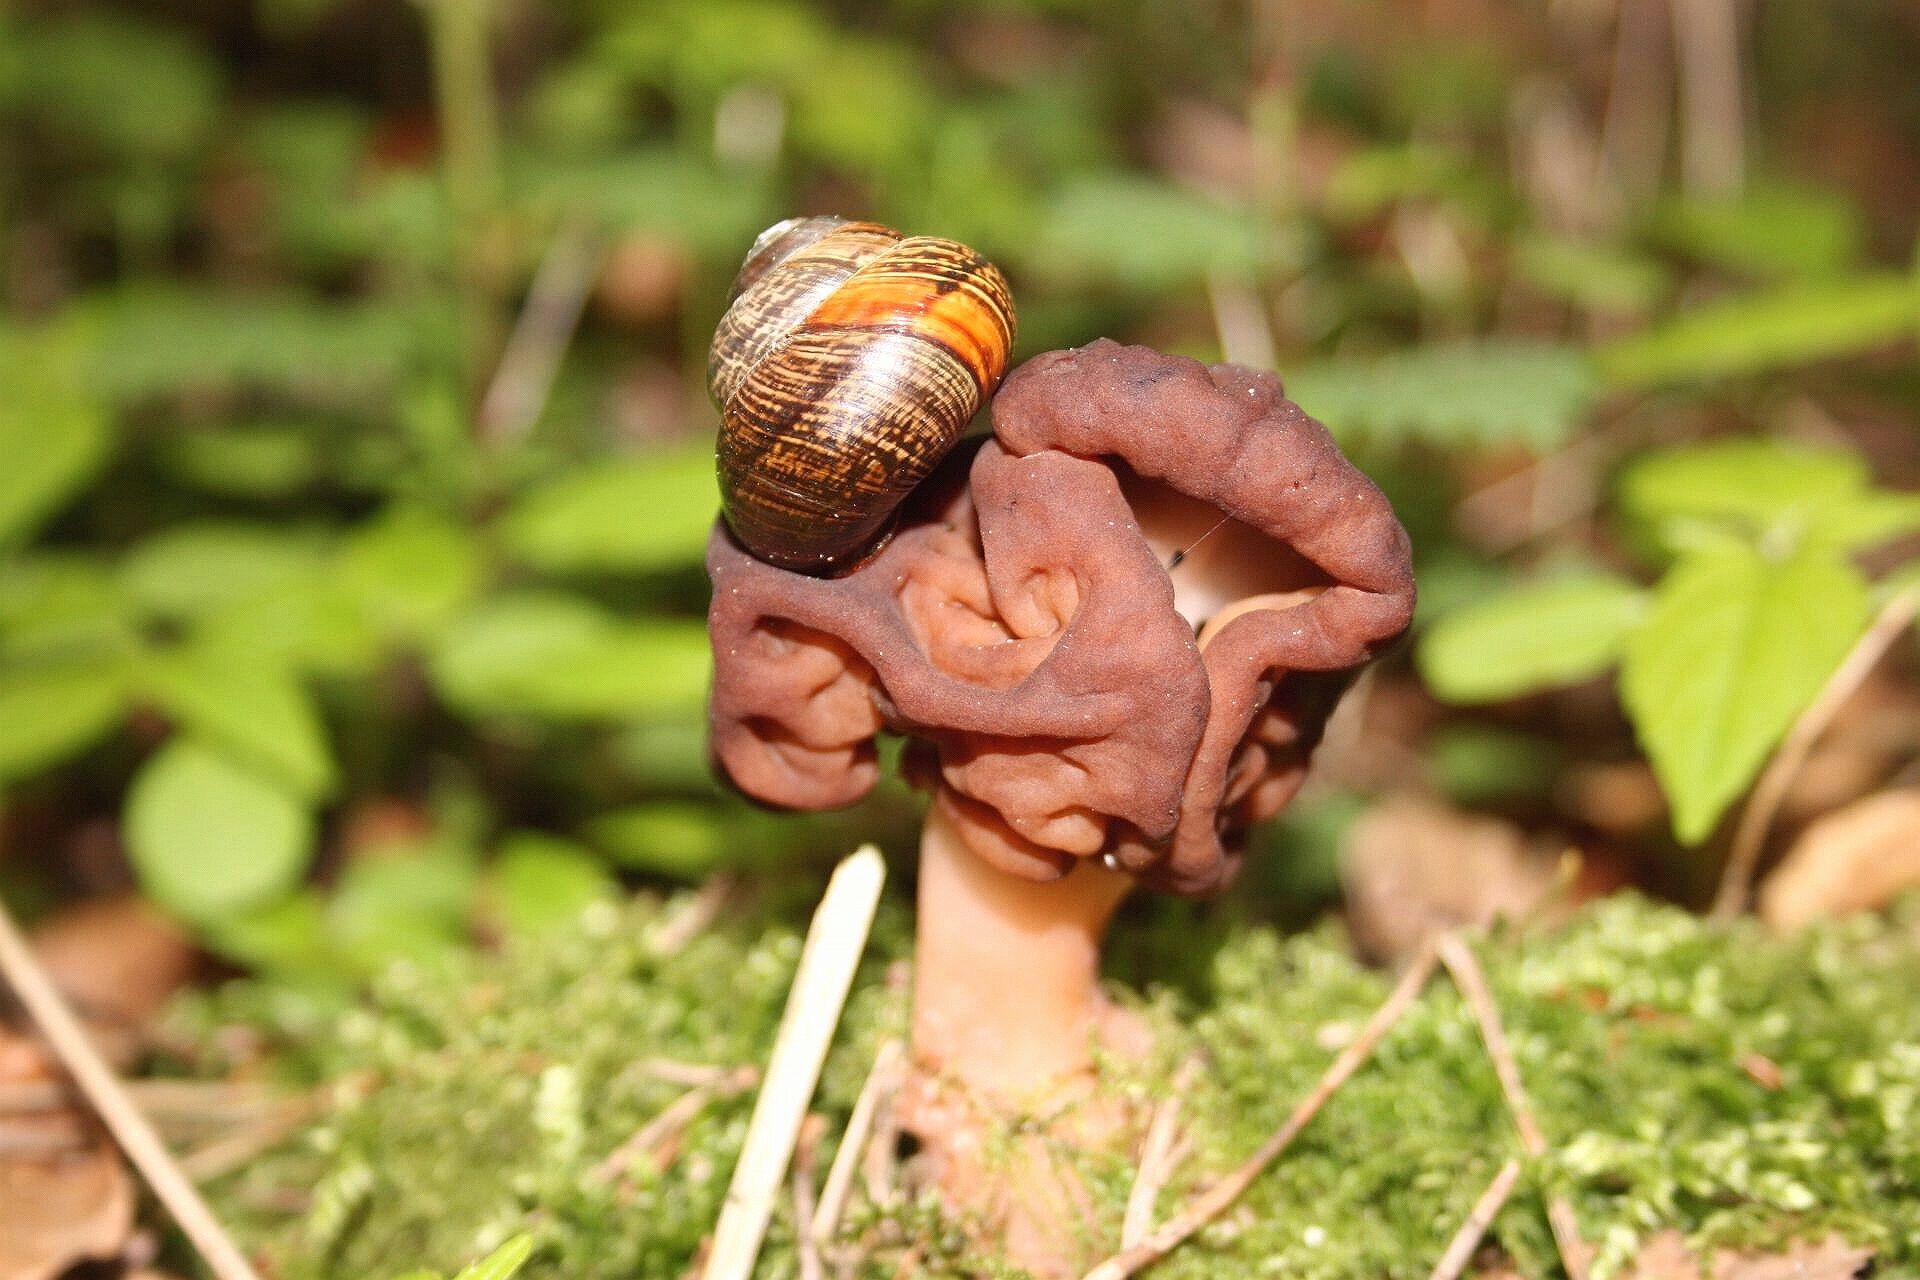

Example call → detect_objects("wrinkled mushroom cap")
708 340 1414 894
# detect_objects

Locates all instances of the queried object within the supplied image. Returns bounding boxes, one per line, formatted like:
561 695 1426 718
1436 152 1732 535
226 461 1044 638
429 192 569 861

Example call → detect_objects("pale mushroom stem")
911 797 1135 1105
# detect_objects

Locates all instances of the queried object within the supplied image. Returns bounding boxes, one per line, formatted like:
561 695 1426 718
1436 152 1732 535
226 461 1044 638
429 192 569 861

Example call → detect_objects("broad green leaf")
336 506 486 642
585 802 733 878
1512 235 1670 314
328 835 477 973
201 890 337 982
1652 183 1864 279
196 578 382 677
120 522 329 620
156 423 322 499
1616 439 1920 556
1618 440 1866 532
0 553 135 658
499 451 719 575
429 593 710 722
0 334 112 547
1034 176 1265 293
1286 342 1598 451
0 13 220 160
1418 573 1647 703
1598 274 1920 386
138 643 335 800
1428 725 1561 806
454 1235 535 1280
488 832 616 936
1620 543 1869 844
125 739 316 921
0 660 128 785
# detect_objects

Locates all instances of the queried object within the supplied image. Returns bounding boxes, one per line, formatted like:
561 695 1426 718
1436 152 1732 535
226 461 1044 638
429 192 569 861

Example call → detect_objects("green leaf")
0 660 128 785
125 739 316 921
1616 439 1920 556
328 836 477 973
336 506 486 642
137 643 336 800
119 522 329 620
1512 235 1671 314
1620 543 1869 844
1285 342 1598 451
454 1235 535 1280
487 833 616 937
1652 182 1865 280
428 593 710 722
0 553 135 659
0 333 112 548
1618 440 1866 534
498 451 719 575
156 423 323 499
585 802 742 879
1418 573 1647 703
1034 176 1267 293
1598 274 1920 386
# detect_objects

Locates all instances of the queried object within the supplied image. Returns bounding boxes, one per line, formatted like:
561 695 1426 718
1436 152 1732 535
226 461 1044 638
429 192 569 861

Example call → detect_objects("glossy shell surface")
709 216 1015 574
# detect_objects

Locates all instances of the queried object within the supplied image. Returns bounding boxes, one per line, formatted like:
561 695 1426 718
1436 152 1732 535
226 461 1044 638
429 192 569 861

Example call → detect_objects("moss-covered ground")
182 891 1920 1279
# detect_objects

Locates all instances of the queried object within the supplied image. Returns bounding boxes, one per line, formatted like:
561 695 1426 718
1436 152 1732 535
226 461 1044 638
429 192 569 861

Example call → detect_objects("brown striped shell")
709 216 1016 574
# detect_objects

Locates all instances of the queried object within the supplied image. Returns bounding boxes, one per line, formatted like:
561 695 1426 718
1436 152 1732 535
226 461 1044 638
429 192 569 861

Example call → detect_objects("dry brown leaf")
0 1031 134 1280
1616 1230 1873 1279
1759 788 1920 930
29 897 197 1030
1340 796 1560 960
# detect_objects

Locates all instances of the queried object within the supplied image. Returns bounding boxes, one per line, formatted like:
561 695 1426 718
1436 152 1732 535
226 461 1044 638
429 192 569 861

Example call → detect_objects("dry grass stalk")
702 847 887 1280
1121 1055 1202 1248
651 873 739 956
1712 587 1920 919
0 893 264 1280
1079 942 1440 1280
178 1098 316 1183
811 1037 905 1246
1435 933 1588 1280
793 1113 828 1280
1427 1157 1522 1280
589 1066 758 1187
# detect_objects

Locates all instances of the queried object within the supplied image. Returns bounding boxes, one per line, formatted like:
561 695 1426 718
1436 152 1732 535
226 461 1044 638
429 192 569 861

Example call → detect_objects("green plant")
1420 439 1920 844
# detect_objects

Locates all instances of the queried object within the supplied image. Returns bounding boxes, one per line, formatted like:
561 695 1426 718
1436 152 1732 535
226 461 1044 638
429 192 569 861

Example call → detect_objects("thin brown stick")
1080 943 1439 1280
477 216 604 445
179 1099 316 1183
651 874 738 956
1435 934 1588 1280
793 1114 827 1280
0 894 263 1280
1712 587 1920 919
1671 0 1745 197
1427 1157 1522 1280
1121 1056 1201 1248
588 1067 758 1187
811 1037 904 1245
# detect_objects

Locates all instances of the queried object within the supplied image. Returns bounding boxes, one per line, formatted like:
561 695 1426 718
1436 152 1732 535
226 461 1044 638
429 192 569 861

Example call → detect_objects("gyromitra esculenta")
707 340 1413 1266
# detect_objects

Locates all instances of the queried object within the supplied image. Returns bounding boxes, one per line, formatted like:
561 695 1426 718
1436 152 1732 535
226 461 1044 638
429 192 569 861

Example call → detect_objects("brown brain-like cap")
707 340 1413 894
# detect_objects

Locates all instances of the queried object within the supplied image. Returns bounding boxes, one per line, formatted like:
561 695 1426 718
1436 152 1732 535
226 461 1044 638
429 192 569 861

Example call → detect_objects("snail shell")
709 215 1016 574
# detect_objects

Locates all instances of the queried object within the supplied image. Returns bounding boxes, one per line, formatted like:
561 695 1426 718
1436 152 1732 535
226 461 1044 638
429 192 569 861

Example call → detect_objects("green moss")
188 895 1920 1279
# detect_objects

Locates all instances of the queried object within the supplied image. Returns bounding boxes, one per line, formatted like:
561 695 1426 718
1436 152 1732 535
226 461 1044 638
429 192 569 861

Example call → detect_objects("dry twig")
1435 934 1587 1280
1080 942 1440 1280
652 874 739 956
1427 1157 1522 1280
702 847 887 1280
476 216 603 445
1712 587 1920 919
1121 1056 1201 1248
589 1067 758 1187
811 1037 904 1246
793 1114 827 1280
0 893 264 1280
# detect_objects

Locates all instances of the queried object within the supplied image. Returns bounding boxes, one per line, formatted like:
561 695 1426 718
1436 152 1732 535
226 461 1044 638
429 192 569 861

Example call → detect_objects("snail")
709 216 1016 574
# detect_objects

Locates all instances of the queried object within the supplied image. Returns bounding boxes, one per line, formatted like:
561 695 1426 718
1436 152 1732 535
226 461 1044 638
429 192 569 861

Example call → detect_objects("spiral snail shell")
709 216 1016 574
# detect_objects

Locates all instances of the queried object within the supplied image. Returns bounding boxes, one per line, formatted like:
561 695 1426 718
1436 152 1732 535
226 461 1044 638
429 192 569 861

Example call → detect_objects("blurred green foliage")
0 0 1917 963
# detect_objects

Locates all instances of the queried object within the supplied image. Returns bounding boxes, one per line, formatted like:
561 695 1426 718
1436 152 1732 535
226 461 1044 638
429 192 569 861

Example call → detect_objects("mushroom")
706 340 1413 1270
